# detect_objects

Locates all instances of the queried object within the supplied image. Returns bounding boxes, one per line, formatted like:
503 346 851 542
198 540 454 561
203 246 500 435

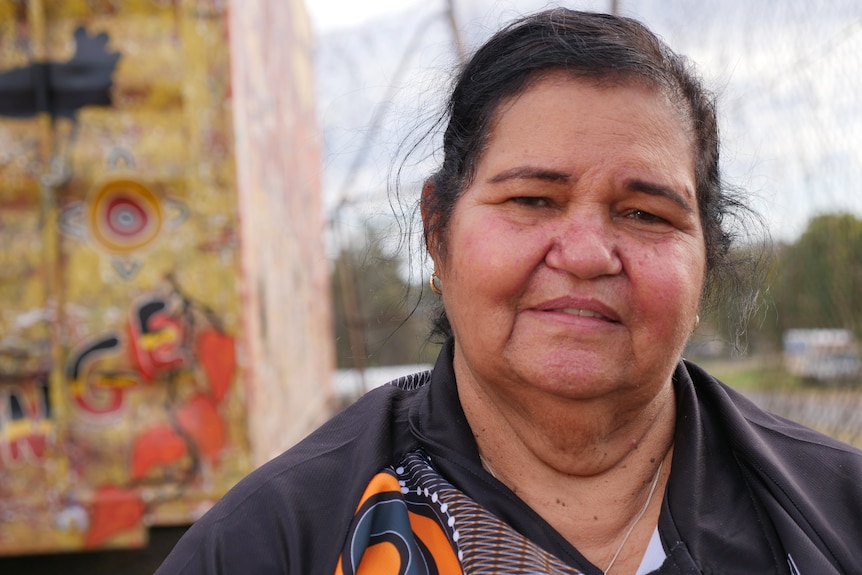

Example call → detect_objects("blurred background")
317 0 862 444
0 0 859 572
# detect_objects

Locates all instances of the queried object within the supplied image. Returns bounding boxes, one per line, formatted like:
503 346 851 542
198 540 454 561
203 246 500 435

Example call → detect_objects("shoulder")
679 360 862 569
681 359 862 460
156 372 432 574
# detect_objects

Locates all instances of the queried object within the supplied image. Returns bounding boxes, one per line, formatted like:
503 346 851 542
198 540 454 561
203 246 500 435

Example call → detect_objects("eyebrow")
487 166 571 185
627 179 695 214
488 166 695 213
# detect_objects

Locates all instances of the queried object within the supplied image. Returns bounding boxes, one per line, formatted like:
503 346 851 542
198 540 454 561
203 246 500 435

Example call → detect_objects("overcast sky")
308 0 862 246
307 0 423 32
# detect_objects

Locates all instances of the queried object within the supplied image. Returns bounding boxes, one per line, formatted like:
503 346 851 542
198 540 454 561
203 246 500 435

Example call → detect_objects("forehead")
479 72 696 190
493 71 691 138
493 69 691 130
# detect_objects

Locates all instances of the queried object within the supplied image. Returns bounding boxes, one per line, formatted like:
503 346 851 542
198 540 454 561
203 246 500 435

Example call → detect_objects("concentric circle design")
88 179 162 253
107 197 147 236
337 471 461 575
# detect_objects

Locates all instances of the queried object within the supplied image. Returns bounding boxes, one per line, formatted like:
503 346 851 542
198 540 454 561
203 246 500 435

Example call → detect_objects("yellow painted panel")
0 0 331 555
0 0 250 554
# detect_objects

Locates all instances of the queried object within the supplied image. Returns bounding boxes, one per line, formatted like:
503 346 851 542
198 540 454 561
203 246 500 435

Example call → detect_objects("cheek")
628 242 705 329
446 213 542 290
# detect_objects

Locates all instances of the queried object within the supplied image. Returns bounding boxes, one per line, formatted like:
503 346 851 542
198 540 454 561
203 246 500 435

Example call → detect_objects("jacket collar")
408 338 787 573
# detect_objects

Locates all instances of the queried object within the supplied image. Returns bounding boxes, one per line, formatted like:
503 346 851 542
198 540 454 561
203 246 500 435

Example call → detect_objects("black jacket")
157 340 862 574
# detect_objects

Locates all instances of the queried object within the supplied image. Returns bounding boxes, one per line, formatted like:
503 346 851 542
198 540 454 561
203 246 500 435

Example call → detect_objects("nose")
544 210 622 279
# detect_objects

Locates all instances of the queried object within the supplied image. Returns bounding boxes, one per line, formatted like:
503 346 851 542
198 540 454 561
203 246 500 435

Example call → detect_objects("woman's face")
435 73 706 403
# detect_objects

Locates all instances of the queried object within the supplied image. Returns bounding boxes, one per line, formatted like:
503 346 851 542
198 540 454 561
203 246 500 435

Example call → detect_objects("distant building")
783 329 861 383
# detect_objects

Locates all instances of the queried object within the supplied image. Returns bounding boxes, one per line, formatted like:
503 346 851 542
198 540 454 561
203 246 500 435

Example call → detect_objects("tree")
695 239 775 356
330 225 440 369
695 213 862 357
773 213 862 337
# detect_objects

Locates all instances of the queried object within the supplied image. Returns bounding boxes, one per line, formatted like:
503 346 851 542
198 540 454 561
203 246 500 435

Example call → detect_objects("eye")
626 209 666 224
512 196 550 208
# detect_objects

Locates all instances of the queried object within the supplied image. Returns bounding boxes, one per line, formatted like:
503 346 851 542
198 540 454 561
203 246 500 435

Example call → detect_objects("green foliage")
330 225 440 369
695 212 862 357
773 213 862 337
688 231 775 358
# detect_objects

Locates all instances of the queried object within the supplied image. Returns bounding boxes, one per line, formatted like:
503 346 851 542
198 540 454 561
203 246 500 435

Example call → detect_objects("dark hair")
421 8 753 340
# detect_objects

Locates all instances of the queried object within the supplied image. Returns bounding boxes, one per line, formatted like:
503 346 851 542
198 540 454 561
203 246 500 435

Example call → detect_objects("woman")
158 9 862 575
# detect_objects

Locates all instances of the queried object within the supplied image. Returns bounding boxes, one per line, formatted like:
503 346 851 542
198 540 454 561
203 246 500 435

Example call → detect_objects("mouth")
556 308 607 320
534 298 621 323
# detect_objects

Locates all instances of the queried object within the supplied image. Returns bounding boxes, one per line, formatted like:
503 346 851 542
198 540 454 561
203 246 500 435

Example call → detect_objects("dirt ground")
0 526 187 575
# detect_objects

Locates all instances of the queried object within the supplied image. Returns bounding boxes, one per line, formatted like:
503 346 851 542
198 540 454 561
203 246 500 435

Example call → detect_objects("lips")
533 297 621 322
559 308 605 319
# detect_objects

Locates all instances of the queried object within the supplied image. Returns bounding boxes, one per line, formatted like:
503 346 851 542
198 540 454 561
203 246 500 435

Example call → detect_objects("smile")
557 308 606 319
533 297 622 322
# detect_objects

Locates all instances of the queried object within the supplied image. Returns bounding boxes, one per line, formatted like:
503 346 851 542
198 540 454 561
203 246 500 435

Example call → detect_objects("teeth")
560 308 604 319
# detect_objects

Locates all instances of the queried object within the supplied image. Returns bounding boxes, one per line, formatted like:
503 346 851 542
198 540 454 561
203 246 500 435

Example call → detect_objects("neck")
456 358 676 573
459 365 677 477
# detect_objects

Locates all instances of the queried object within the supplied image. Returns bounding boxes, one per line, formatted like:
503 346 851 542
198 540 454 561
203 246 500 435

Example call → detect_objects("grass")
692 357 807 391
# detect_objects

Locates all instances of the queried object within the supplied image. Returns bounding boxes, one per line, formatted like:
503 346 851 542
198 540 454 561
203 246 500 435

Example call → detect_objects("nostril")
545 228 622 279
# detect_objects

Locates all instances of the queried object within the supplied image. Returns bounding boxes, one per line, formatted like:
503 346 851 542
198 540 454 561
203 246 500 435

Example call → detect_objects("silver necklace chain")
478 454 665 575
603 458 664 575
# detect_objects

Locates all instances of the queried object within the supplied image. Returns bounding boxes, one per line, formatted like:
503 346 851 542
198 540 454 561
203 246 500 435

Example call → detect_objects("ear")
421 177 441 264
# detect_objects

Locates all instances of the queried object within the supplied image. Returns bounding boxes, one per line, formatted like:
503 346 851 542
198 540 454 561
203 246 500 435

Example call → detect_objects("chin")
512 355 629 398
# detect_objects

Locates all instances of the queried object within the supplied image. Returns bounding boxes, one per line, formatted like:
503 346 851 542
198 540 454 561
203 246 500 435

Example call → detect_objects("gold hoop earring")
429 271 443 295
694 314 701 330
